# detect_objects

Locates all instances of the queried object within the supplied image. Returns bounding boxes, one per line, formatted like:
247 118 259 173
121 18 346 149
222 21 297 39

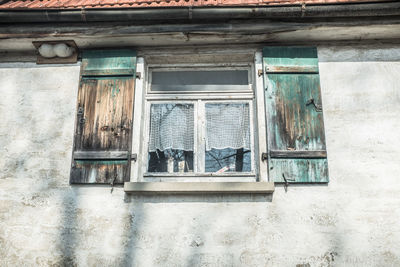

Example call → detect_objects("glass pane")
205 148 251 173
148 103 194 173
151 70 249 91
205 103 251 173
148 149 194 173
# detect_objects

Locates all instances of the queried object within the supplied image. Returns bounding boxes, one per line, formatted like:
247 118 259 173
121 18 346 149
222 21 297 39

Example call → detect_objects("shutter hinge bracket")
136 72 141 79
77 106 84 115
257 69 264 77
261 152 268 161
130 153 137 161
282 173 295 192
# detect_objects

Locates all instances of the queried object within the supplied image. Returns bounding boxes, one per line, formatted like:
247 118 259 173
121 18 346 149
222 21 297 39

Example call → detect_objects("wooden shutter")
263 47 328 183
70 49 136 184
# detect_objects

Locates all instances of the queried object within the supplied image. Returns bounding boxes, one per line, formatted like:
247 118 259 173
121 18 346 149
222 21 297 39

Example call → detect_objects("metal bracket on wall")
136 72 141 79
282 173 295 192
131 153 137 162
261 152 268 161
110 174 117 194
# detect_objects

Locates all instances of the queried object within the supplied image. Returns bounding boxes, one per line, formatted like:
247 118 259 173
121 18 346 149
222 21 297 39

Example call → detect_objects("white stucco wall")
0 45 400 266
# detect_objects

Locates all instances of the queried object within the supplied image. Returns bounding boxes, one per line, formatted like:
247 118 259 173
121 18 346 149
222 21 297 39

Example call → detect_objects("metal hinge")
77 106 84 115
261 152 268 161
130 153 137 161
258 69 264 77
136 72 141 79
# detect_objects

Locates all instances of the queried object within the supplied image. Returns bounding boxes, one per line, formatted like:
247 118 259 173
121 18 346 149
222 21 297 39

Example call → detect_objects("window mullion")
197 100 206 173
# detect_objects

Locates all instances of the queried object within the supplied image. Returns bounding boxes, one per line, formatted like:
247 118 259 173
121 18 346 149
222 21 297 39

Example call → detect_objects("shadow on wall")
120 194 143 267
124 194 273 204
59 188 79 265
119 193 272 266
0 64 82 265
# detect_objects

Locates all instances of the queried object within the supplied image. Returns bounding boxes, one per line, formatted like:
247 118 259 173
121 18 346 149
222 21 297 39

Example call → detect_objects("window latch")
306 98 322 112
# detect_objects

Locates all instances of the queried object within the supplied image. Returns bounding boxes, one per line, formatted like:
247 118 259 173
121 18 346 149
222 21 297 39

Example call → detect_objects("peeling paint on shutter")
70 49 136 184
263 47 328 183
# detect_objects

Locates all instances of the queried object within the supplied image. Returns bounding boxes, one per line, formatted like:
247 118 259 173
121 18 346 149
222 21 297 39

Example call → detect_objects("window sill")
124 182 274 194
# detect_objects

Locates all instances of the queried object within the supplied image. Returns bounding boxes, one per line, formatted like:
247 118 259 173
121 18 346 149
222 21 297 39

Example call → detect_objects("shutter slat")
81 49 137 76
269 150 327 159
265 65 318 74
263 46 328 183
75 77 134 151
82 69 135 76
70 160 129 184
266 73 325 151
263 47 318 68
269 158 328 183
73 151 129 160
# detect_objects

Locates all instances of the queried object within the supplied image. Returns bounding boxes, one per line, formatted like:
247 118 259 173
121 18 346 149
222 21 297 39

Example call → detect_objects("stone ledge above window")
124 182 274 194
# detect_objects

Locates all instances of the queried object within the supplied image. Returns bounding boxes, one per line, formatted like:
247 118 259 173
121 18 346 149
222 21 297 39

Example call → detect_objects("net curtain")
206 103 250 151
148 104 194 152
148 103 250 152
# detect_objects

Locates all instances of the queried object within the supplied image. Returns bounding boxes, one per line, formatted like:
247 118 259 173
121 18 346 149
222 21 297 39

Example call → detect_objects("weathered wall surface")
0 45 400 267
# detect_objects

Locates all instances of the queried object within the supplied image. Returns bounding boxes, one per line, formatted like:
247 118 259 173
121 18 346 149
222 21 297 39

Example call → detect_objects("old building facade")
0 0 400 266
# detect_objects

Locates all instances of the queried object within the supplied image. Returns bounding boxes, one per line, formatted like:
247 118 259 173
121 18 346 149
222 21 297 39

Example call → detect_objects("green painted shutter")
263 47 328 183
70 49 136 184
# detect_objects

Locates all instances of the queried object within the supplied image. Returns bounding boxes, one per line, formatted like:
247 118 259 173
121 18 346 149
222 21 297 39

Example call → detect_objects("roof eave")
1 2 400 23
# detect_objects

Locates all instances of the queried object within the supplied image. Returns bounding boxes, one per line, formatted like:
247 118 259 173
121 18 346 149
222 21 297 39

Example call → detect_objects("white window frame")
130 51 269 183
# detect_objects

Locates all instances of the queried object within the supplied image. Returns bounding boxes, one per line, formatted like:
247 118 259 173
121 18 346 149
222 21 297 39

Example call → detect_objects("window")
140 66 258 181
71 47 328 188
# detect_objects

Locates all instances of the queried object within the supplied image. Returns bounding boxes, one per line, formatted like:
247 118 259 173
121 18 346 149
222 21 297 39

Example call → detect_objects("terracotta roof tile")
0 0 391 9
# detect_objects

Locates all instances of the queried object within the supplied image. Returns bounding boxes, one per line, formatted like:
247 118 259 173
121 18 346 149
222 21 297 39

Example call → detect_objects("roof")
0 0 391 9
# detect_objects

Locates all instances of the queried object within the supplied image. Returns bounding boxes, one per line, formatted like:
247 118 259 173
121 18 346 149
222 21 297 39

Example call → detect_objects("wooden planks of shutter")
263 47 328 183
70 49 136 184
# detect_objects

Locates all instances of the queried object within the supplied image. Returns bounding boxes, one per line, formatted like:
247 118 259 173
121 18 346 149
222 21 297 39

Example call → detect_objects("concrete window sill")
124 182 274 194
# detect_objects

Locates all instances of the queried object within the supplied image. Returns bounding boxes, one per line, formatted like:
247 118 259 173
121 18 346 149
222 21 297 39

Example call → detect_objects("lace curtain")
205 103 250 151
148 103 250 152
148 104 194 152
